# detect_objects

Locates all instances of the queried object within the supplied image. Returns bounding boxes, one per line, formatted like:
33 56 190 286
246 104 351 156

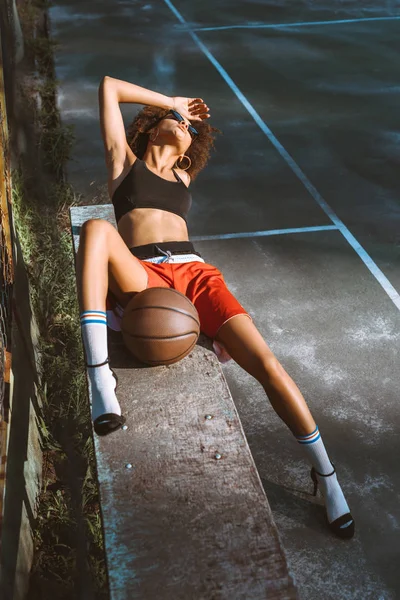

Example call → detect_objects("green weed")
11 0 107 596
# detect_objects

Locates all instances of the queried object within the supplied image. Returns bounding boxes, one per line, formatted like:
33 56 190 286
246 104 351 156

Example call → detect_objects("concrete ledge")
70 206 298 600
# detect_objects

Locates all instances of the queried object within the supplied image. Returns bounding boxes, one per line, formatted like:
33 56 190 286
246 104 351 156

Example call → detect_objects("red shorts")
107 260 251 340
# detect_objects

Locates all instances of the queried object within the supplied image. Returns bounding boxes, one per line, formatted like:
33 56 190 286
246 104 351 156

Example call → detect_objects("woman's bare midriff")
117 207 190 249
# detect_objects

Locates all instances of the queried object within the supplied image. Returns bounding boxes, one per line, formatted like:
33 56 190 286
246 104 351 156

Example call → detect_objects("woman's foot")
86 359 125 436
311 465 355 539
93 412 126 436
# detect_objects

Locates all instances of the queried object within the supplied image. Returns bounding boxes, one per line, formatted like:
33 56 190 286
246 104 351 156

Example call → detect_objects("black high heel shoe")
311 463 355 539
85 357 126 436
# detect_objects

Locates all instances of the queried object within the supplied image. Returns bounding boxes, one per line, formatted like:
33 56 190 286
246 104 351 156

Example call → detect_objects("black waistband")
129 241 202 260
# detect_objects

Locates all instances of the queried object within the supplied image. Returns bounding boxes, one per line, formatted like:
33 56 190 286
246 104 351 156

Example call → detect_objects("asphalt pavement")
50 2 400 598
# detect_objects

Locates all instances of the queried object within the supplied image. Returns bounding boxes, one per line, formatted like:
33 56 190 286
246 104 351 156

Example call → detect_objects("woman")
76 76 354 539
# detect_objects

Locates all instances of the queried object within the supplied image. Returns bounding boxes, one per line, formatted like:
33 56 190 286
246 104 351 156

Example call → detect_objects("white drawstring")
154 246 173 263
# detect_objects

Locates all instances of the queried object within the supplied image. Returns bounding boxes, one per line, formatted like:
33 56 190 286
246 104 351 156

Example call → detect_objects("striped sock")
296 426 353 529
80 310 121 422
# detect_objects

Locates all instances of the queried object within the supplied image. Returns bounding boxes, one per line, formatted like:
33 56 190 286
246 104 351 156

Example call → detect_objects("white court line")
191 15 400 33
191 225 337 242
164 0 400 311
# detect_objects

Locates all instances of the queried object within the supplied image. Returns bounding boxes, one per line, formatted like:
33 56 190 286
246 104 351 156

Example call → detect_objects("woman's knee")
81 218 114 236
80 219 115 249
78 220 115 260
258 356 287 387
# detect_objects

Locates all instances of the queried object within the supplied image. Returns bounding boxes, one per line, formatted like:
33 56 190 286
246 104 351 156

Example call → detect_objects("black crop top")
111 158 192 224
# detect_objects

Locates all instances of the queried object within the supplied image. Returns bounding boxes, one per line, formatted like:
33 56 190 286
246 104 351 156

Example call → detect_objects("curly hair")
125 106 221 181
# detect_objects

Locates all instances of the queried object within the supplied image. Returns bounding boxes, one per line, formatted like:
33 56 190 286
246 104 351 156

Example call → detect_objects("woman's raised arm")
102 75 174 109
98 76 173 168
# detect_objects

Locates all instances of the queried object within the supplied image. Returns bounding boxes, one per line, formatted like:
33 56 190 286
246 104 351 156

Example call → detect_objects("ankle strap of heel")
314 462 336 477
85 357 109 368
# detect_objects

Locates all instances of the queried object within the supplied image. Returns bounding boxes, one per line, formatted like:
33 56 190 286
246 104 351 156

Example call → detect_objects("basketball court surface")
50 2 400 598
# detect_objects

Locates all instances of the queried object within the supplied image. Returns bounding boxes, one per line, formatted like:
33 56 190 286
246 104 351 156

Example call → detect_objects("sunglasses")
166 110 199 139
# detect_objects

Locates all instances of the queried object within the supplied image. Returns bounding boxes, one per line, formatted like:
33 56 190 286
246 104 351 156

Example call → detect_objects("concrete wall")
0 1 44 598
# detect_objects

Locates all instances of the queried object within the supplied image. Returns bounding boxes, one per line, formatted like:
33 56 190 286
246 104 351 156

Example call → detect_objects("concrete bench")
70 205 298 600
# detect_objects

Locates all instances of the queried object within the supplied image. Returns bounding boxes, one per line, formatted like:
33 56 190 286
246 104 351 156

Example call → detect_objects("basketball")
121 287 200 366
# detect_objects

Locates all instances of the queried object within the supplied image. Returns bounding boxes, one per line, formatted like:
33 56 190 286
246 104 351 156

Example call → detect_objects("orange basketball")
121 287 200 366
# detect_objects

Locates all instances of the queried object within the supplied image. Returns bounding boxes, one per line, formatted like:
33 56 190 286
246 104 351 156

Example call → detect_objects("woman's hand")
171 96 210 122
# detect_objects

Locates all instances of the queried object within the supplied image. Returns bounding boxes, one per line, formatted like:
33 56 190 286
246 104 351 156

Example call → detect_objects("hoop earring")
149 128 159 142
176 155 191 171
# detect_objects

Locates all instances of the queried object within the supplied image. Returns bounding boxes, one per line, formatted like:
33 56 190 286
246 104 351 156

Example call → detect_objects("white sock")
296 426 353 529
80 310 121 421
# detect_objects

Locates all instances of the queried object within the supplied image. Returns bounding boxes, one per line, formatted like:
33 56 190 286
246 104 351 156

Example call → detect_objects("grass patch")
11 0 108 597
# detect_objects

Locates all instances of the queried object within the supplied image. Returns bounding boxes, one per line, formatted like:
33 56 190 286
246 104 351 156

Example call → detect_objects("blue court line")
163 0 400 311
191 15 400 33
191 225 337 242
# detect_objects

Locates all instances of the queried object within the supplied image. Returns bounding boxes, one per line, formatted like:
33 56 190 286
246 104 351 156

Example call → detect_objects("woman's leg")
214 314 354 537
76 218 148 312
76 218 148 433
